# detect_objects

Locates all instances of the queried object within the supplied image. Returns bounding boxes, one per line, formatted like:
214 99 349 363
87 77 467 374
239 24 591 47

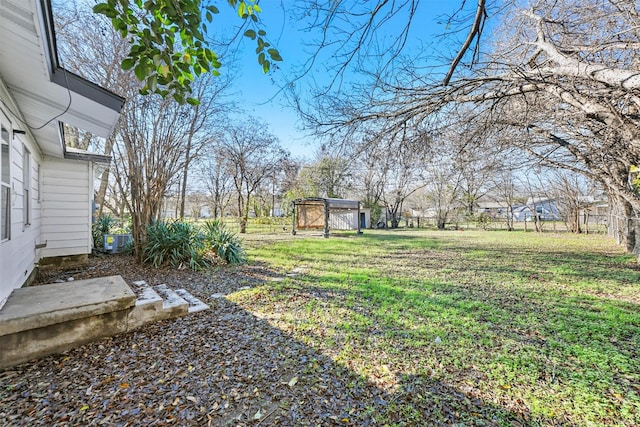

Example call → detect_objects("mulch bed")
0 255 389 426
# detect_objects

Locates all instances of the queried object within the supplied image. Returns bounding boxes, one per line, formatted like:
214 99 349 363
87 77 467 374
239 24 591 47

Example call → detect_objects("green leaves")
93 0 281 104
142 220 246 268
267 48 282 62
237 1 283 74
201 220 246 265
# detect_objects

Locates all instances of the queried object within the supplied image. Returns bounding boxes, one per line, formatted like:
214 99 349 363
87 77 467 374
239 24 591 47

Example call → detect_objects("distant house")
510 205 531 222
0 0 124 307
525 197 562 221
475 196 511 218
509 198 562 222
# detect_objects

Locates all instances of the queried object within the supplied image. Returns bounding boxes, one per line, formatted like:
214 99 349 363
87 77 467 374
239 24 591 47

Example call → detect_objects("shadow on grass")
0 287 534 427
249 268 639 426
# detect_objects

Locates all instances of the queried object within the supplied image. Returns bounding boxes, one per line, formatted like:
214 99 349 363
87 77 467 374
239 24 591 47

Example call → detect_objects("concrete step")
0 276 211 369
128 281 164 330
128 282 208 329
174 289 209 313
153 284 189 319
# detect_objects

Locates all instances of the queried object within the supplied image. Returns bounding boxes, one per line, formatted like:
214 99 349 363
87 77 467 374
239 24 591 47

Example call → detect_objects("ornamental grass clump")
143 219 246 270
143 220 207 270
201 220 246 265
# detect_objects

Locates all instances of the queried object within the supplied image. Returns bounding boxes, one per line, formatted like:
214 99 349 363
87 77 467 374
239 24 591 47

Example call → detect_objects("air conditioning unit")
103 234 132 253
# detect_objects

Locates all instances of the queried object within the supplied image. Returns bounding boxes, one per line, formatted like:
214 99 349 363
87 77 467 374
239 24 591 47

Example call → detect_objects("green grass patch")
228 229 640 426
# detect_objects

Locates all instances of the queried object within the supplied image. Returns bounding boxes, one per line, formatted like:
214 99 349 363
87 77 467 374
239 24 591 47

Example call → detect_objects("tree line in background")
55 0 640 258
294 0 640 254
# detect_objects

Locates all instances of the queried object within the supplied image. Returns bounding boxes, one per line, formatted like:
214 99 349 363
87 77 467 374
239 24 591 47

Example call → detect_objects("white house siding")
0 92 43 306
40 158 92 258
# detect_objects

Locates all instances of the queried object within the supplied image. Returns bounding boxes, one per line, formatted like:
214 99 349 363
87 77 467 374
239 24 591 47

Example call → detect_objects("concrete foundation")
0 276 135 368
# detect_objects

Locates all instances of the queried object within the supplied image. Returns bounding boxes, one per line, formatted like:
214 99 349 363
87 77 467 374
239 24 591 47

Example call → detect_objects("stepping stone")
290 266 308 274
175 289 209 313
153 284 189 318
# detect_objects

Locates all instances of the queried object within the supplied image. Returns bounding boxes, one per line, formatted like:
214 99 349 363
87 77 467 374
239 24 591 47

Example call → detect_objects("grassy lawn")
230 229 639 426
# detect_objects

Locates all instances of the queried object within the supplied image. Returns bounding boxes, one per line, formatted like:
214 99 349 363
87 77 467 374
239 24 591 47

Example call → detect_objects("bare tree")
219 119 289 233
453 122 503 216
303 0 640 253
353 149 387 227
176 73 233 219
547 170 596 234
424 154 463 229
489 167 521 231
291 0 492 91
54 2 138 219
112 93 218 260
379 136 428 228
199 145 235 219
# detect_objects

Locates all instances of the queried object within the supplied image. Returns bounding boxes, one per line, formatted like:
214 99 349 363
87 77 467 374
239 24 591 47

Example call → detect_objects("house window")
1 121 10 241
23 145 31 226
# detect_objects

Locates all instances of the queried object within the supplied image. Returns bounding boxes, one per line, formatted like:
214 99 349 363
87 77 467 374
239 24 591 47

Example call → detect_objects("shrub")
472 212 492 230
92 215 117 249
202 220 246 265
143 220 207 270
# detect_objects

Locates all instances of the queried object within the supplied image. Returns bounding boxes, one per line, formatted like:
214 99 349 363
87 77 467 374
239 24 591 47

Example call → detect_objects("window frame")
22 144 31 227
1 111 11 242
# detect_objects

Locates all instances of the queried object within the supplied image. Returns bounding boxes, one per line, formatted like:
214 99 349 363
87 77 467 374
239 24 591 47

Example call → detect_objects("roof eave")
39 0 125 115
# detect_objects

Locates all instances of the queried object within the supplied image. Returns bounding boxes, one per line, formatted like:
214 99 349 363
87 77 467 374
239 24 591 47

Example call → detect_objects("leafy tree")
93 0 282 104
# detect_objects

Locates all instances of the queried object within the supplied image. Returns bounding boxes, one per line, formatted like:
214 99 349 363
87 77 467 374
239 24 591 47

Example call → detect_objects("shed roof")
293 198 361 210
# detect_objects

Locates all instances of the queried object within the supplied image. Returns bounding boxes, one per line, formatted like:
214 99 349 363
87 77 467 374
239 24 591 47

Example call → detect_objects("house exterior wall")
0 84 44 307
40 157 93 259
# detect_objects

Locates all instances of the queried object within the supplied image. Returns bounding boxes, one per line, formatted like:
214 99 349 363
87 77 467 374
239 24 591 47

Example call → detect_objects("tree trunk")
179 137 193 218
609 195 638 254
237 193 247 234
95 137 115 219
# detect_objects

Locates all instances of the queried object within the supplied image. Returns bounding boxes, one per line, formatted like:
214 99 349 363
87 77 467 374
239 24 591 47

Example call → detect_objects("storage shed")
292 198 365 237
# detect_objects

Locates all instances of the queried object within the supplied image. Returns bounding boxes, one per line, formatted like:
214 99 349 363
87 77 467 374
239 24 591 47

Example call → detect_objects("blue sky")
228 1 484 160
